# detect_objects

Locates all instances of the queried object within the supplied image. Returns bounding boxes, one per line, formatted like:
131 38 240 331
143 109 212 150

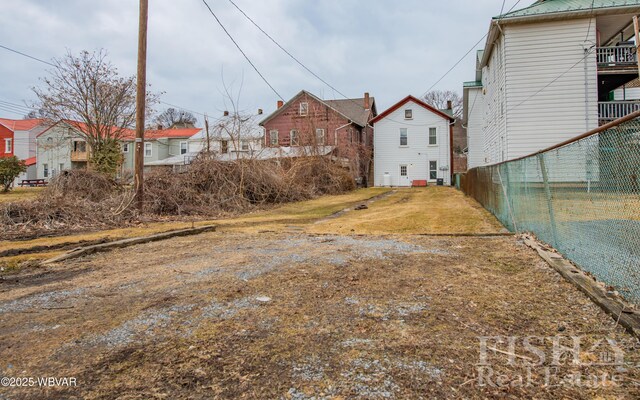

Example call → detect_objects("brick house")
259 90 377 185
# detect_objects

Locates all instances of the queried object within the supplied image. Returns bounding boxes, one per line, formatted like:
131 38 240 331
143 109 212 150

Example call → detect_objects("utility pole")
134 0 149 211
204 114 211 155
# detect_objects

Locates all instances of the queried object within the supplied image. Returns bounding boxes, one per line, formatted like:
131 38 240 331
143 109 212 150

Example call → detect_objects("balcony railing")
70 151 88 162
597 46 637 68
598 101 640 122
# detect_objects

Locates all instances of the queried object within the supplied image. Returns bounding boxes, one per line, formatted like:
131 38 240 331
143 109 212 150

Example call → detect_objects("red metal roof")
0 118 45 131
24 157 36 166
36 120 200 140
370 95 454 124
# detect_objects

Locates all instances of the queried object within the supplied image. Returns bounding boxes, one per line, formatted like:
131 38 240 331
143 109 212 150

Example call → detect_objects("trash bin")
436 178 444 186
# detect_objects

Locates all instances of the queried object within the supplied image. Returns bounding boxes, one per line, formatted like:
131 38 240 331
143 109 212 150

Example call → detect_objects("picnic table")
19 179 47 187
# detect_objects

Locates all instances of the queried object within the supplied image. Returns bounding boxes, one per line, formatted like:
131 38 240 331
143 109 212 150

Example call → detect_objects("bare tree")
423 90 462 118
154 108 197 128
32 49 159 174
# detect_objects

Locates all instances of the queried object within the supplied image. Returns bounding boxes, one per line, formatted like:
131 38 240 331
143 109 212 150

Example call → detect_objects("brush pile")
0 157 355 239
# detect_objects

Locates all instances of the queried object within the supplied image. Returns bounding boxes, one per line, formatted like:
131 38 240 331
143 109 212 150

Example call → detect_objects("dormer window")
405 109 413 119
299 102 308 116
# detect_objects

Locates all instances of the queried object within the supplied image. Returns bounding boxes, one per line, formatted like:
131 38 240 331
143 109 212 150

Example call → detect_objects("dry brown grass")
0 187 44 203
308 187 506 235
0 188 390 268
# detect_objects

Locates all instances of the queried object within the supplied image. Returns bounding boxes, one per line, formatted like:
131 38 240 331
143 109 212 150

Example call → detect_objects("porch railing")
598 101 640 122
596 46 637 67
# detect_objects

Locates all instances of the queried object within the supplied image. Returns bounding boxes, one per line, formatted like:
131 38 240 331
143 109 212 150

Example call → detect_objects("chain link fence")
461 116 640 304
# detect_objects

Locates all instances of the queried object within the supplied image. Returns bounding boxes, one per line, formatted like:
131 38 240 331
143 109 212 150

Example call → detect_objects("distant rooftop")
495 0 640 20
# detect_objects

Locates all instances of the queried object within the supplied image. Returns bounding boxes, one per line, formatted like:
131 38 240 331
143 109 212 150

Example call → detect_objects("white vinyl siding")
466 87 486 169
373 99 451 187
502 18 598 161
482 33 507 164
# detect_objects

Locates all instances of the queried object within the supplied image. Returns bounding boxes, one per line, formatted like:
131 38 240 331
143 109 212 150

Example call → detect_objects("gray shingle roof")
324 98 375 127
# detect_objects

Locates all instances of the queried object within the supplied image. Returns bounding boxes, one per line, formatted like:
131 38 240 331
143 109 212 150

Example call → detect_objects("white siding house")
465 0 640 168
463 81 486 169
372 96 454 187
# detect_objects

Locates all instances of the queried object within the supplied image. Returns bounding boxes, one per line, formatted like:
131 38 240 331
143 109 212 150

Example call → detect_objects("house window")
59 163 65 174
144 142 152 157
269 130 279 146
347 128 353 143
43 163 49 178
400 165 408 177
299 102 308 116
429 127 437 145
241 140 249 151
4 138 12 153
180 141 188 155
429 161 438 180
405 109 413 119
400 128 408 146
290 130 299 146
221 140 229 154
122 143 129 153
316 128 325 145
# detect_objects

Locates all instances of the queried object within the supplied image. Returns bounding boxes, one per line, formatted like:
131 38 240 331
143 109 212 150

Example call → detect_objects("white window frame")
241 140 249 151
316 128 325 145
399 128 408 146
43 163 49 178
428 127 437 146
269 130 279 146
4 138 12 153
59 163 65 174
429 160 438 180
400 164 408 177
221 140 229 154
122 143 129 153
144 142 152 157
180 141 188 155
290 130 299 146
405 109 413 119
299 102 308 116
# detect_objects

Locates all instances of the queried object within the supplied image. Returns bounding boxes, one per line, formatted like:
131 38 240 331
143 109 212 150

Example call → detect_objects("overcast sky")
0 0 515 122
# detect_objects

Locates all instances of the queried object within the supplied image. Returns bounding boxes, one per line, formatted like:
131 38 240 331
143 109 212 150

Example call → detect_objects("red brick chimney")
277 100 284 109
364 92 370 109
223 111 229 117
447 100 452 110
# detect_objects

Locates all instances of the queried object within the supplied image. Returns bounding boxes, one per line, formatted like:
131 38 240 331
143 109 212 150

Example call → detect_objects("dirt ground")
0 188 638 399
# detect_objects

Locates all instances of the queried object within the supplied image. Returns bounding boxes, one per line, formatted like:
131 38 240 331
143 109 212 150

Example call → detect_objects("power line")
584 0 597 42
225 0 350 101
421 0 524 97
200 0 284 101
0 44 56 67
0 43 211 119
